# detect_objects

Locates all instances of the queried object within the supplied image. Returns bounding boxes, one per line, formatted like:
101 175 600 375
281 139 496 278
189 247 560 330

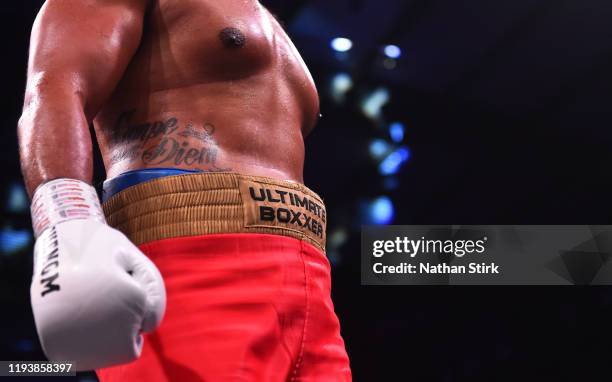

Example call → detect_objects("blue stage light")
369 139 390 160
0 228 32 255
369 196 395 225
331 37 353 52
379 147 411 175
331 73 353 102
7 182 28 213
361 87 390 119
384 45 402 59
327 227 349 267
389 122 405 143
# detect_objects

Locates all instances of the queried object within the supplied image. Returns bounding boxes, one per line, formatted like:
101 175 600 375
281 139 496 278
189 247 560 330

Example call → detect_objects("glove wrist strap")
31 178 106 238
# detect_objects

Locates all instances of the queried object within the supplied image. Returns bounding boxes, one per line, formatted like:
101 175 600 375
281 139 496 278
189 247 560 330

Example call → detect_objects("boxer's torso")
94 0 319 183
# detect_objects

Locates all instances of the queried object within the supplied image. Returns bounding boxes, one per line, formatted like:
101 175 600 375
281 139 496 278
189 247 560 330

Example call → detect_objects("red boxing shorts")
96 172 351 381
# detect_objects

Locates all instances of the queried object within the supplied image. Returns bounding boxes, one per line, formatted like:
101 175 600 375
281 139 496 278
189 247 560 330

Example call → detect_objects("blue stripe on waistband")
102 168 203 202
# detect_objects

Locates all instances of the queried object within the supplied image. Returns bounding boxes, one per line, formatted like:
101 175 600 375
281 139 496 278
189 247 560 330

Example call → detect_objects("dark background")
2 0 612 381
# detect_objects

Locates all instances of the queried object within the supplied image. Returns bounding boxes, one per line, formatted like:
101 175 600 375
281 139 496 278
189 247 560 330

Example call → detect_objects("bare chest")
138 1 319 112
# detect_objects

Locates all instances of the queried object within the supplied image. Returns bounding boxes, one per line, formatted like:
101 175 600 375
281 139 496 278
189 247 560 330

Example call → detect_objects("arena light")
369 139 391 160
331 37 353 52
327 227 349 266
389 122 405 143
361 87 390 120
7 182 29 213
369 196 395 225
379 147 411 176
384 44 402 59
0 228 32 255
331 73 353 102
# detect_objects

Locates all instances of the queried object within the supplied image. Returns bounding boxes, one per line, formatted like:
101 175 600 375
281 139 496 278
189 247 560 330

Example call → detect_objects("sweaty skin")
18 0 320 196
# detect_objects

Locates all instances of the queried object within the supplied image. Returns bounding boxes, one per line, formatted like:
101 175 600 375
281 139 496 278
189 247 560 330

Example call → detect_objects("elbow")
23 71 87 116
18 94 37 138
18 71 90 142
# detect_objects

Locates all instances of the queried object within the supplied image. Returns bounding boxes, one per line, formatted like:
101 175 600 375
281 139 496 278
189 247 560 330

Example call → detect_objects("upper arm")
26 0 149 119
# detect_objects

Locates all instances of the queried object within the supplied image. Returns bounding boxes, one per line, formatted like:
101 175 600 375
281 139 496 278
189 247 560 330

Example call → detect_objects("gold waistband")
102 173 327 251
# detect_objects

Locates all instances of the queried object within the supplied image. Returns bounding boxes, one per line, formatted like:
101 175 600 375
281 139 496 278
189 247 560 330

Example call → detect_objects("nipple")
219 27 247 48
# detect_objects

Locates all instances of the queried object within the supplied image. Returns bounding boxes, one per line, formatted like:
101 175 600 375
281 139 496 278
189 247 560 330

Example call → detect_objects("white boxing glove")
30 178 166 371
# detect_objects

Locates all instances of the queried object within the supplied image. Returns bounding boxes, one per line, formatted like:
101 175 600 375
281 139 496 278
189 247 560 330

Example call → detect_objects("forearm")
17 0 148 198
18 79 93 197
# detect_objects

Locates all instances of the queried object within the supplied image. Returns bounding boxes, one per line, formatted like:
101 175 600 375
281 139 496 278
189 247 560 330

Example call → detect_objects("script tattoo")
110 110 179 144
141 138 219 166
109 110 230 171
178 123 216 142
